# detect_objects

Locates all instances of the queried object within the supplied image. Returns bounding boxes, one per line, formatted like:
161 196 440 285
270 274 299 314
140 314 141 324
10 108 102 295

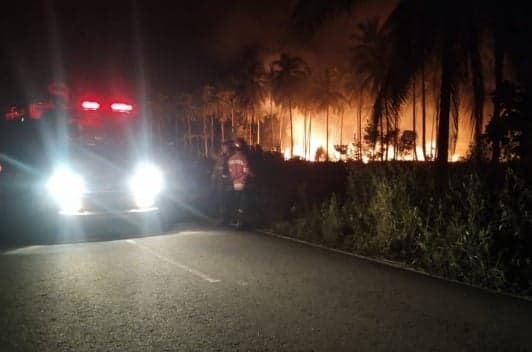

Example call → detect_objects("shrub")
271 161 532 296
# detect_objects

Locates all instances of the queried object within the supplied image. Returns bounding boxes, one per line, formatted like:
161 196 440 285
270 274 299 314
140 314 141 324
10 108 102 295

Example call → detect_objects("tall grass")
273 162 532 295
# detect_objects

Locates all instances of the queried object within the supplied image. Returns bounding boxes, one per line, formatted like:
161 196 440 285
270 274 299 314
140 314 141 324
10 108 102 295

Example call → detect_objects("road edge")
256 229 532 303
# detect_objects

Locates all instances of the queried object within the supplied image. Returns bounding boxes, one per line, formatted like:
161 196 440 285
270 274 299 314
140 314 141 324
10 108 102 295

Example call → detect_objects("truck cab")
45 97 165 216
1 93 175 239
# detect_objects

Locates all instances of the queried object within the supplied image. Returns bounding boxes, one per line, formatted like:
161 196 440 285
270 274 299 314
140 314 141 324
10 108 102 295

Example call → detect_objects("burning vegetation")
145 0 531 165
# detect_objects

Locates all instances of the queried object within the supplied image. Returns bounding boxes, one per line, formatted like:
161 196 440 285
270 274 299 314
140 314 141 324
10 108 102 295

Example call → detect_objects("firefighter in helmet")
227 138 253 228
211 140 234 224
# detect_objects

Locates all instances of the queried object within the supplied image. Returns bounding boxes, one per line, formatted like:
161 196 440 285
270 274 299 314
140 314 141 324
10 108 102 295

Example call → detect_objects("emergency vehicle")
0 87 174 235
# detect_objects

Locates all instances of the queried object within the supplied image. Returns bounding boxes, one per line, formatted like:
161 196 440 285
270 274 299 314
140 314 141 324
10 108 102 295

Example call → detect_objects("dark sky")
0 0 296 104
0 0 393 106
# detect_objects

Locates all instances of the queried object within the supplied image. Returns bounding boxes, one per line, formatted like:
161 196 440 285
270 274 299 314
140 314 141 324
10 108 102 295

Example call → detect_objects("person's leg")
235 189 247 229
231 190 243 227
228 189 237 225
220 187 232 224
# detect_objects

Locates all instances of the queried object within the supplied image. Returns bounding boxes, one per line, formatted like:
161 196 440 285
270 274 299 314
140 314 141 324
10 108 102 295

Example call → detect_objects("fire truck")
0 87 176 236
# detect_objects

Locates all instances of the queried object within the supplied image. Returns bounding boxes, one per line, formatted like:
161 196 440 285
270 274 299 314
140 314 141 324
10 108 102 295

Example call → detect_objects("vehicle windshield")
67 114 139 152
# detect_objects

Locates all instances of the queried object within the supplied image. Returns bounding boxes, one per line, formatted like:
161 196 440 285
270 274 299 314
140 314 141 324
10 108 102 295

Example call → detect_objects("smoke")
205 0 397 76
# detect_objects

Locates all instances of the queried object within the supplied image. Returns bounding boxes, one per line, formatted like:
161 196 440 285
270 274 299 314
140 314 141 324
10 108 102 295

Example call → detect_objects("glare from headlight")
47 167 86 213
129 163 163 208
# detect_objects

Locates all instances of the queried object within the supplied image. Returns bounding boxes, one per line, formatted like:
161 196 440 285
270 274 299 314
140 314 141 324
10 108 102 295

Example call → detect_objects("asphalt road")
1 223 532 351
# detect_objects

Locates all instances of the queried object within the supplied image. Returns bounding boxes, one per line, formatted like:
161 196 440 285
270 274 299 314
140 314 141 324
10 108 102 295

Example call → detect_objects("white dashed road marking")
126 239 221 283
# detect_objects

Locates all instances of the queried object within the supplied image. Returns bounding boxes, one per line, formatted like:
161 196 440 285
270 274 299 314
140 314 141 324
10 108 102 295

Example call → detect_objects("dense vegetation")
258 160 532 296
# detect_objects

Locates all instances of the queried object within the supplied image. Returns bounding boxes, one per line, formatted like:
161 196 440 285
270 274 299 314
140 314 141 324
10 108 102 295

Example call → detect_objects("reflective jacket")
228 151 252 191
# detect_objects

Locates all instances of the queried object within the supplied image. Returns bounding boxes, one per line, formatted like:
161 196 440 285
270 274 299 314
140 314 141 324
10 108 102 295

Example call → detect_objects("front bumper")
58 206 159 217
56 191 161 218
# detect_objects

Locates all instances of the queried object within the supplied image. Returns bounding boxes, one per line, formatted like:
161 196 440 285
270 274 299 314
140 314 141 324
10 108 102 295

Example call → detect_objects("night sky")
0 0 395 107
0 0 298 105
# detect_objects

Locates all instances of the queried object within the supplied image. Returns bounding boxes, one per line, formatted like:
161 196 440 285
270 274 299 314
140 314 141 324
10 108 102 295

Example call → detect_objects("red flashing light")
81 101 100 110
111 103 133 112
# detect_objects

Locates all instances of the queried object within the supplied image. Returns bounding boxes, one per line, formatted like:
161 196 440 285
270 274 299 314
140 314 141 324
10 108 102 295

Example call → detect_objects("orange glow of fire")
277 108 466 162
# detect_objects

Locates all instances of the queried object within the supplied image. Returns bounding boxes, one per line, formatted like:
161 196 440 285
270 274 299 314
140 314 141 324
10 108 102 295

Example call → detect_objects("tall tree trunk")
385 117 390 161
413 76 417 160
289 99 294 158
211 114 214 153
326 105 329 161
203 115 208 157
220 118 225 142
248 111 252 145
358 97 362 161
340 110 344 146
308 114 312 160
187 114 192 151
231 108 234 139
257 115 260 145
436 38 453 167
303 113 307 159
178 118 179 148
421 66 427 161
271 117 275 150
491 23 504 163
394 114 398 160
270 95 275 149
279 113 284 152
380 117 384 161
470 27 485 162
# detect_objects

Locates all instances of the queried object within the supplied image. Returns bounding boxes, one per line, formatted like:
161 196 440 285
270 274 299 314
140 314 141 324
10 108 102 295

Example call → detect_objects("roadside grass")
266 161 532 297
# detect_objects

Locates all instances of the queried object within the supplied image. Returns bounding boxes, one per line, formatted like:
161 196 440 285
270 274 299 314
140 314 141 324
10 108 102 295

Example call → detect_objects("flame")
276 107 465 162
281 111 340 161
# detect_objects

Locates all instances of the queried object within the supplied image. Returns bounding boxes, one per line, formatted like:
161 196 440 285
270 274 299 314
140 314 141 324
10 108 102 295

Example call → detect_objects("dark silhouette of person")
211 140 233 224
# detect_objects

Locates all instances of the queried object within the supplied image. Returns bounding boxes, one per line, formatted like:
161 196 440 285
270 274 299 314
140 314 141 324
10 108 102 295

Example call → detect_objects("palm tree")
344 73 363 160
350 18 390 160
314 68 345 160
232 48 267 146
294 0 519 166
421 65 427 160
216 89 237 142
370 1 489 167
271 53 311 158
299 84 319 159
201 85 216 157
412 75 417 160
175 91 200 154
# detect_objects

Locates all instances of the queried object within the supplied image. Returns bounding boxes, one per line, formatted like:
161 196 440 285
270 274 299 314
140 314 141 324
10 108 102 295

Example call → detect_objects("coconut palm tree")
350 18 390 160
271 53 311 158
216 89 237 142
233 51 266 146
294 0 521 166
370 1 490 166
200 85 217 157
314 68 346 160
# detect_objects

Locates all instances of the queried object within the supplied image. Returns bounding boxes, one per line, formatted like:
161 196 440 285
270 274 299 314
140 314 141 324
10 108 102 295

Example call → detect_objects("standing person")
211 140 233 224
228 138 253 229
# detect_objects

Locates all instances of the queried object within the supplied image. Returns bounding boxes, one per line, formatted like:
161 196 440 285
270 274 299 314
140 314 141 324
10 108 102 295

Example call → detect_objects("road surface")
1 223 531 351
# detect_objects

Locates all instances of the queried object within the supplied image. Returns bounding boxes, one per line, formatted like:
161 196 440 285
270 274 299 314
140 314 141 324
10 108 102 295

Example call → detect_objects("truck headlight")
129 163 163 208
47 168 86 213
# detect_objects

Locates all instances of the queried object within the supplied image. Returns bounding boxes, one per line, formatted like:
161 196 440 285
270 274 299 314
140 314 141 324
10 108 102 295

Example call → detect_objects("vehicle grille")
82 191 135 212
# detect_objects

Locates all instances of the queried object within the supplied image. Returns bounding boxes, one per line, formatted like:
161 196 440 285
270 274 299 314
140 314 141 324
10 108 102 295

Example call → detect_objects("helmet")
234 138 246 150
